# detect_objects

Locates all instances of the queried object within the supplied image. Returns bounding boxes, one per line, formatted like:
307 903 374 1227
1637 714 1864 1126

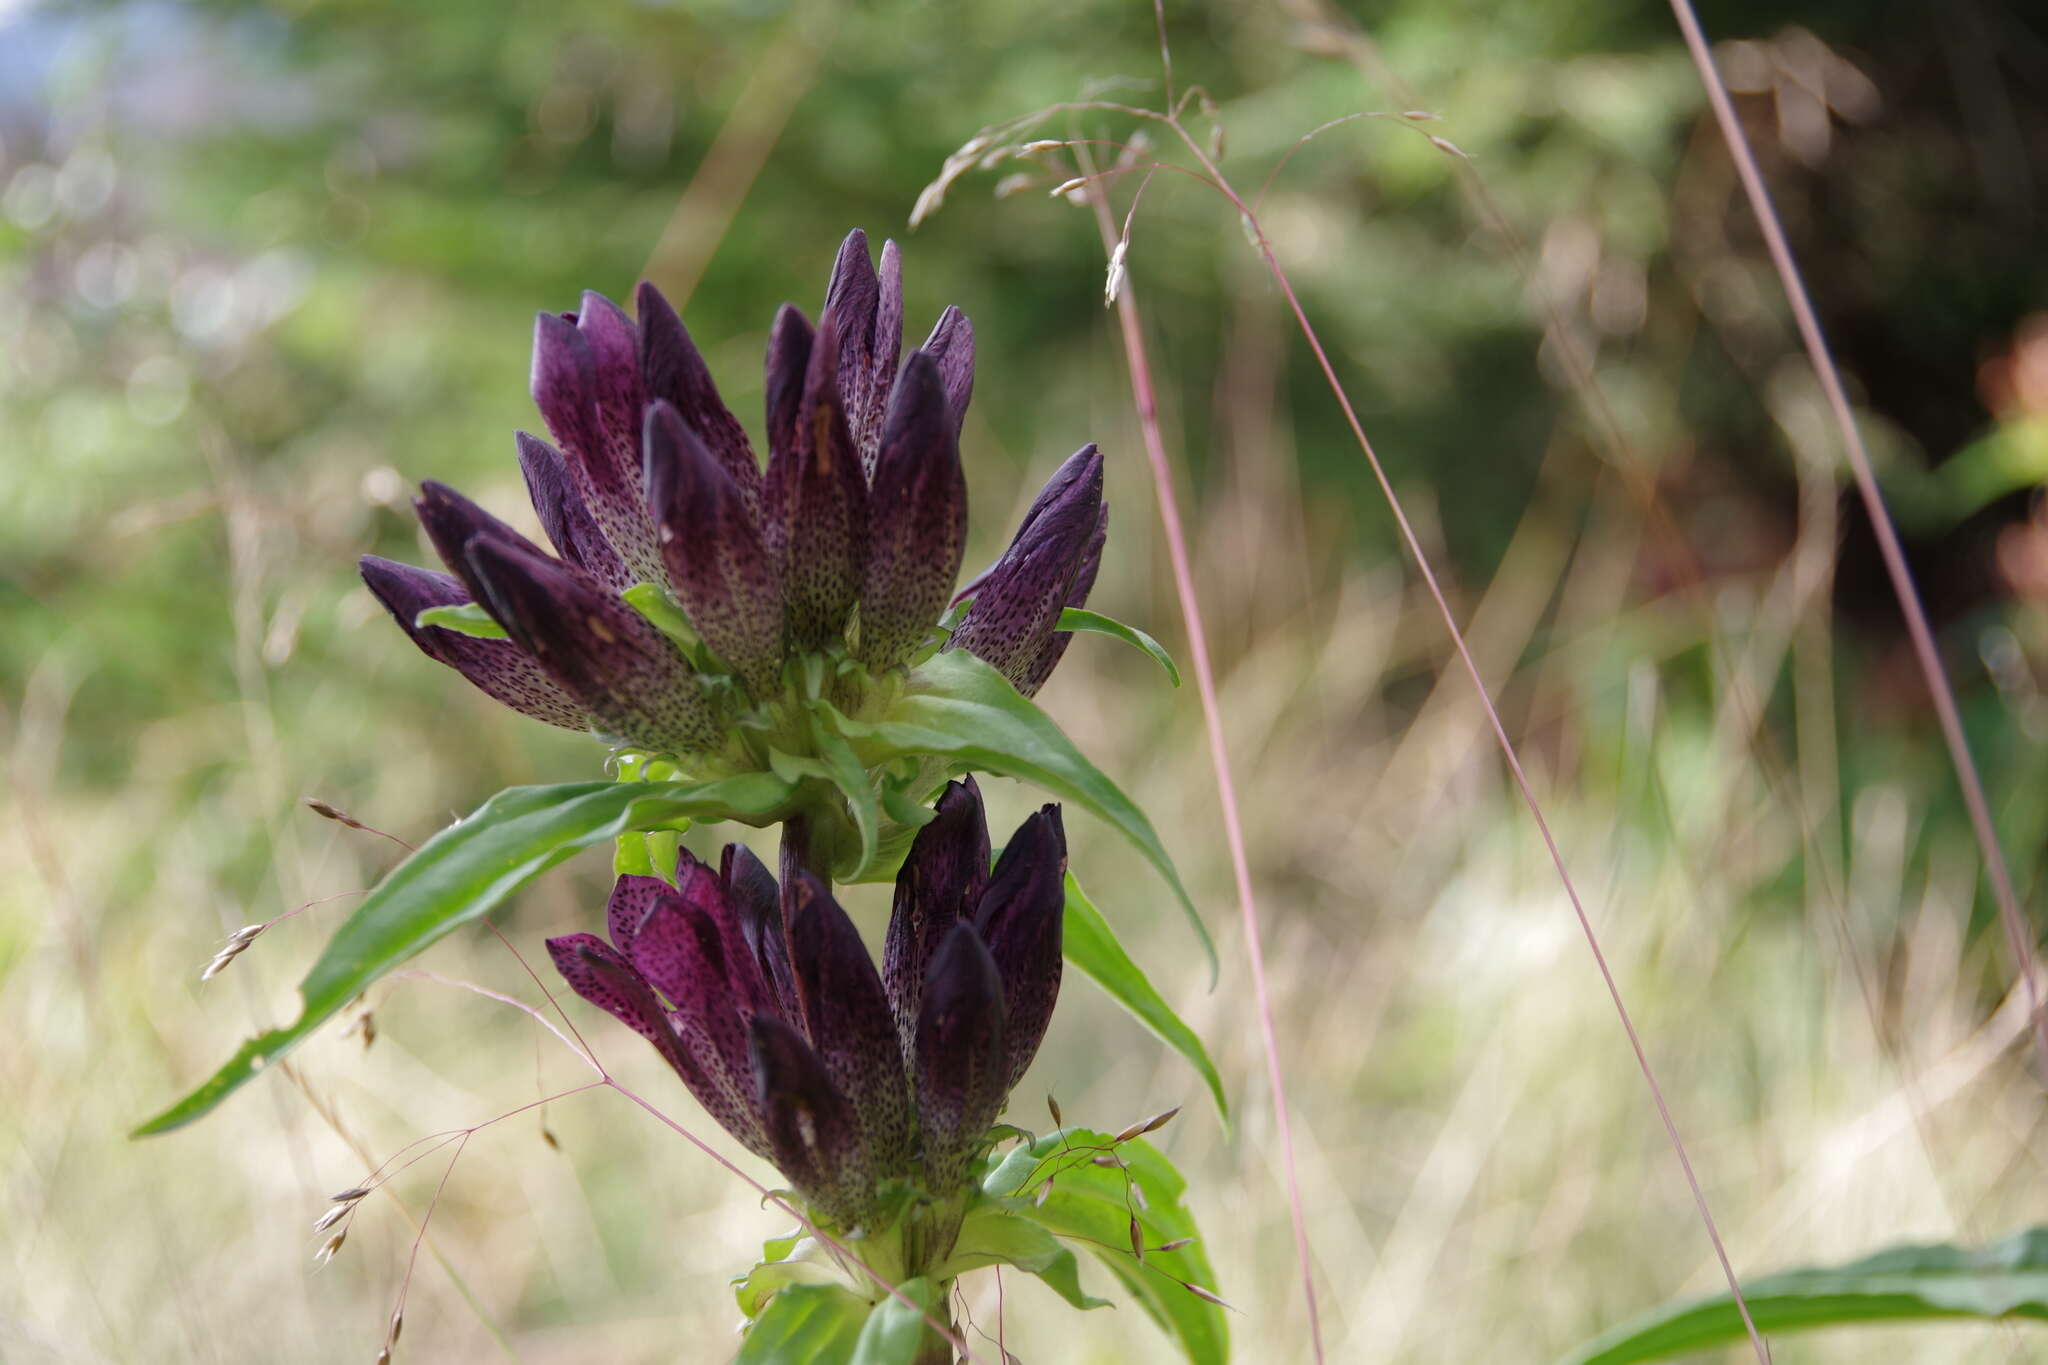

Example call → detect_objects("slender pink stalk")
1081 160 1327 1361
1091 94 1773 1358
1664 0 2048 1078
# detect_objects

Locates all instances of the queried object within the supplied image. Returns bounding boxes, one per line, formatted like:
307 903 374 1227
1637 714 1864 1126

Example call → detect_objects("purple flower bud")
463 533 720 754
945 445 1104 694
1017 500 1107 696
358 556 585 730
819 229 904 477
644 399 785 695
547 931 768 1158
972 805 1067 1094
517 431 629 590
912 921 1008 1192
884 777 990 1055
858 352 968 670
750 1015 876 1226
763 311 869 652
920 306 975 438
723 843 800 1023
529 308 663 588
785 871 916 1176
635 281 762 522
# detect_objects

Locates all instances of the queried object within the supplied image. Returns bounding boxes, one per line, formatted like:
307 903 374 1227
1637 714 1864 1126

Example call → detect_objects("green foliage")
736 1283 873 1365
1059 607 1182 687
981 1128 1229 1365
1559 1228 2048 1364
1065 872 1227 1120
828 649 1217 976
133 774 797 1135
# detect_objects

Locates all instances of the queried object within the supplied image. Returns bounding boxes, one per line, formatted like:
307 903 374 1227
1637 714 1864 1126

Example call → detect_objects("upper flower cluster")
547 777 1062 1231
360 230 1107 764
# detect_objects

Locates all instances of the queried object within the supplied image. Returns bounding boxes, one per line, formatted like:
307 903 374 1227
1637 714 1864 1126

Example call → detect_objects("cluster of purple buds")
546 778 1062 1230
359 230 1107 767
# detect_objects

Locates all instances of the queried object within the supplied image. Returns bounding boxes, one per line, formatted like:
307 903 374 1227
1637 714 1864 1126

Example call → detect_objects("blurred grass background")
5 0 2048 1360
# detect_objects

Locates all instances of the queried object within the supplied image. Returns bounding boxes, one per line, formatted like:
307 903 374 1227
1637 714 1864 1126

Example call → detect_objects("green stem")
909 1280 956 1365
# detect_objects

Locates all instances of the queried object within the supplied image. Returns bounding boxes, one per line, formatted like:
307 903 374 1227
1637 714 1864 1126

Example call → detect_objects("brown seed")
389 1309 403 1343
540 1123 560 1151
1046 1095 1062 1127
1156 1237 1194 1253
305 798 366 831
312 1204 350 1233
1090 1153 1123 1168
1185 1283 1231 1308
1033 1178 1054 1208
331 1187 372 1204
315 1229 347 1264
1128 1215 1144 1262
1130 1182 1149 1212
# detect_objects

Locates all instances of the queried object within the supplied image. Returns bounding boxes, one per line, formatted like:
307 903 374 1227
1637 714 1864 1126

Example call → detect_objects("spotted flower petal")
358 556 585 730
883 777 990 1054
912 921 1008 1192
972 805 1067 1094
946 444 1104 693
858 351 968 670
517 430 629 590
645 399 784 695
763 310 869 651
750 1015 876 1226
635 280 762 521
463 533 720 753
784 870 915 1176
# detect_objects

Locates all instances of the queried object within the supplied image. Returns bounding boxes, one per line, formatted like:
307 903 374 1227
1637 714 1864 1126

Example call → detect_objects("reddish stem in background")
1078 149 1329 1363
1664 0 2048 1079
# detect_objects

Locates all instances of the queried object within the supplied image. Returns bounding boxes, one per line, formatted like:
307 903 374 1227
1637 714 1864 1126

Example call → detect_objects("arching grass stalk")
1664 0 2048 1082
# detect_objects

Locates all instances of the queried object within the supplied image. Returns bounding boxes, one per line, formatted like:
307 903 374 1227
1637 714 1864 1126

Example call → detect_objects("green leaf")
1559 1227 2048 1365
810 708 882 881
1065 873 1228 1121
848 1277 943 1365
983 1129 1228 1365
827 649 1215 979
1058 607 1181 687
737 1282 870 1365
938 1201 1110 1311
133 774 797 1136
734 1241 838 1319
414 602 507 639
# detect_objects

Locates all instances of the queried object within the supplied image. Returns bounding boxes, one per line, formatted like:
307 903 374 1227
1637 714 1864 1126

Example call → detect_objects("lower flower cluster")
547 777 1062 1237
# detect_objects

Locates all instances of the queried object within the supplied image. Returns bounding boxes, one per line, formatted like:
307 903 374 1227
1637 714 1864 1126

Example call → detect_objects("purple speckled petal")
547 933 766 1157
785 871 915 1177
672 851 774 1018
972 805 1067 1094
749 1015 876 1226
883 777 989 1057
763 311 869 652
462 533 719 754
761 304 814 505
821 229 888 476
604 873 674 958
857 351 968 671
411 479 546 600
723 843 799 1025
944 444 1103 694
870 240 904 473
645 399 784 696
574 291 663 585
359 556 586 730
1016 499 1108 696
615 885 757 1108
517 430 629 590
920 306 975 439
636 280 762 521
912 921 1008 1194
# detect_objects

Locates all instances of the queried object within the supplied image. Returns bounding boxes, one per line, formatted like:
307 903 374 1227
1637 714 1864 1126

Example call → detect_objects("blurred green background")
5 0 2047 1360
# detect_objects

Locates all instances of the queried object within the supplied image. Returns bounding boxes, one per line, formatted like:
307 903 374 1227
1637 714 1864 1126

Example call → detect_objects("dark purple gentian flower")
546 777 1064 1227
361 230 1106 762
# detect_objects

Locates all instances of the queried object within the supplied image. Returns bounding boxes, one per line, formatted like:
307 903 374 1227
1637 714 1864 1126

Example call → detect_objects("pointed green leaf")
737 1282 870 1365
1066 873 1227 1121
1559 1227 2048 1365
827 649 1215 978
735 1241 839 1319
1058 607 1181 687
414 602 508 639
810 709 882 881
938 1201 1110 1311
984 1128 1228 1365
848 1277 943 1365
133 774 798 1136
